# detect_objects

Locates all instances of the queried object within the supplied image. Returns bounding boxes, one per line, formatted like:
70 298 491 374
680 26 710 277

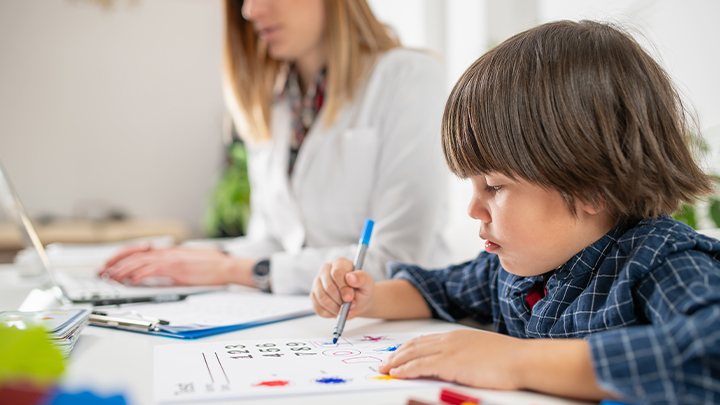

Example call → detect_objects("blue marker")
332 218 374 344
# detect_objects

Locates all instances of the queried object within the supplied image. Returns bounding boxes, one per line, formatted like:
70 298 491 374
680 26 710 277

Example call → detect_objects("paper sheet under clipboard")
93 290 314 338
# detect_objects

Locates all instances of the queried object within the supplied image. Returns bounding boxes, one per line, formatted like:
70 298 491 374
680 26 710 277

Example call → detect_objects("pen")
78 294 189 306
332 218 374 344
89 313 156 331
89 311 169 331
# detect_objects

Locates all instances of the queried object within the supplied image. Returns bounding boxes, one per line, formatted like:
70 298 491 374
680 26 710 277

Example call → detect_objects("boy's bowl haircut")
442 20 715 225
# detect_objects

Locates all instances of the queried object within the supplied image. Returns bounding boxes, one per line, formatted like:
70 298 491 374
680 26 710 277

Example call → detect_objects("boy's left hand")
378 329 525 390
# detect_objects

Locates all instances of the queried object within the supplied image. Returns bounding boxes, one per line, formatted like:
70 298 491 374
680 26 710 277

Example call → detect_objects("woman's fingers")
99 243 151 273
127 264 170 285
106 252 162 281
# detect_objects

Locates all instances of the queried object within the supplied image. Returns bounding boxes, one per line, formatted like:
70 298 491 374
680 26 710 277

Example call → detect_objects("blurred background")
0 0 718 264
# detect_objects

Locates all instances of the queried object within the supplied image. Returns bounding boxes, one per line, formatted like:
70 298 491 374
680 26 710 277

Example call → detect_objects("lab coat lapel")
269 102 305 254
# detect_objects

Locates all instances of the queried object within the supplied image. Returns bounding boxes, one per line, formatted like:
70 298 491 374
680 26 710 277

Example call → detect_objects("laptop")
0 160 224 305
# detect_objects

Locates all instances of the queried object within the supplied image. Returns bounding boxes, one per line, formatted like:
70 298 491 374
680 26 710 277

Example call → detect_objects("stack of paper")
0 308 91 356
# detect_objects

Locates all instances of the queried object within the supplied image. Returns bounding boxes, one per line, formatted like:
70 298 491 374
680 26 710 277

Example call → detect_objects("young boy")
310 21 720 404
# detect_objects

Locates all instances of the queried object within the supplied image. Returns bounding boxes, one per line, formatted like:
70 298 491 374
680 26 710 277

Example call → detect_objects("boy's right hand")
311 257 376 319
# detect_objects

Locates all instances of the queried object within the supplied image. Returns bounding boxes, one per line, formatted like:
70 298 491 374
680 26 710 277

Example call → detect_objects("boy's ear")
578 197 606 216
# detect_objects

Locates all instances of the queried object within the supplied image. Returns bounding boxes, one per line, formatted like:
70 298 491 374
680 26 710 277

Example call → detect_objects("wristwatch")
252 259 272 293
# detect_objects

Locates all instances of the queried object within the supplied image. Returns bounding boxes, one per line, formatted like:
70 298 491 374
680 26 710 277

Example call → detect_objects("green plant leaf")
673 203 697 229
710 198 720 228
205 141 252 237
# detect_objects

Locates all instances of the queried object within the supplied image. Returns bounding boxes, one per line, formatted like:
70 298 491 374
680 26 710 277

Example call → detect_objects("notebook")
0 308 91 356
0 159 224 306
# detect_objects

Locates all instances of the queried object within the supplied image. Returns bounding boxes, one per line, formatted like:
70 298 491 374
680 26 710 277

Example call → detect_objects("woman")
99 0 450 294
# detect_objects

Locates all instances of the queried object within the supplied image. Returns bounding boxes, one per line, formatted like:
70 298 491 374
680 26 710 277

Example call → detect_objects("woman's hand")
310 257 376 319
378 329 526 390
97 246 256 286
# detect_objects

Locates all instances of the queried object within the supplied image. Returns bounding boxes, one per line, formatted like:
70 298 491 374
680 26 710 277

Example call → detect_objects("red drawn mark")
361 336 387 342
253 380 290 387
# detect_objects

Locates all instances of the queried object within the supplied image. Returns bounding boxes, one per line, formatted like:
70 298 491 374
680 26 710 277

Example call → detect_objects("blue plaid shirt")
390 216 720 405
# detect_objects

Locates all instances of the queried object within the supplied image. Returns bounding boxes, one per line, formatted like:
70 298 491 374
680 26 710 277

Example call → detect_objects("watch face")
254 260 271 277
253 260 272 292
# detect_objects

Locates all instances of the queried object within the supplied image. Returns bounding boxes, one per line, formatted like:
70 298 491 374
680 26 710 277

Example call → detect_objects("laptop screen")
0 160 70 303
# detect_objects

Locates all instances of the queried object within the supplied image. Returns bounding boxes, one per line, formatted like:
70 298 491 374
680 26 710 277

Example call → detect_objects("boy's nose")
467 197 491 223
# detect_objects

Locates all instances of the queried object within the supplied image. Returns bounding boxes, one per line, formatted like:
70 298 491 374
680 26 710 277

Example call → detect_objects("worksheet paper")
154 332 446 403
97 291 314 336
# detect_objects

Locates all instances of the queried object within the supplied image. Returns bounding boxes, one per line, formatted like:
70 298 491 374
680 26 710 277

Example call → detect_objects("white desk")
0 265 593 405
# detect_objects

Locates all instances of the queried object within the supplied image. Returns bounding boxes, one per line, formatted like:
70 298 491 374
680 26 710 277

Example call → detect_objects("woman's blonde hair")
223 0 399 143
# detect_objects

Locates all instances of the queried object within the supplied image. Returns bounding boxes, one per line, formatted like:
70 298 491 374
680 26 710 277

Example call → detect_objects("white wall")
538 0 720 227
0 0 717 256
0 0 225 236
369 0 720 262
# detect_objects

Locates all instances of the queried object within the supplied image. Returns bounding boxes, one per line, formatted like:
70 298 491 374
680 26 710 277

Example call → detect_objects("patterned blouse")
282 65 326 176
389 216 720 405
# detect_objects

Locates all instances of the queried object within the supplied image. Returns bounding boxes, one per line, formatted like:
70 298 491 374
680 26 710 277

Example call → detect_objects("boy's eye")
485 185 502 193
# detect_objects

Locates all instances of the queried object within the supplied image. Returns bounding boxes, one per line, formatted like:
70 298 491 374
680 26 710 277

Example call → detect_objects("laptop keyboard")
55 273 127 299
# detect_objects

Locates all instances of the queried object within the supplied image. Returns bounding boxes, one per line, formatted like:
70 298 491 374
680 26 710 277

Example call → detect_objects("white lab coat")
222 48 451 294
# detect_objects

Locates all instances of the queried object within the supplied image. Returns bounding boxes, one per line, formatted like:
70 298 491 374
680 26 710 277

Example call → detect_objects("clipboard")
89 290 314 339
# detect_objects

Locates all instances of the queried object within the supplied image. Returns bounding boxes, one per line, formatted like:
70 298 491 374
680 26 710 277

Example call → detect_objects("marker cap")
359 218 374 245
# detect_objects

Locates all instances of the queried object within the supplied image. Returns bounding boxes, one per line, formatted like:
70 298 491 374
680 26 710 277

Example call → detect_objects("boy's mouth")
485 240 501 252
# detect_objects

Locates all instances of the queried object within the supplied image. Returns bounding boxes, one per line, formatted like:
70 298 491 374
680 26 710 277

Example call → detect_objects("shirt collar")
553 223 629 281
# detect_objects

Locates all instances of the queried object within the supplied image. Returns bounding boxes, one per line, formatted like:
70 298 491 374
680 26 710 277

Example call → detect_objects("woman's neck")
294 46 327 94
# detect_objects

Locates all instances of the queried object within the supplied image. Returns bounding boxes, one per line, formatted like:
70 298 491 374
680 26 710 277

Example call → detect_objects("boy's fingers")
329 265 352 286
319 272 343 306
338 285 355 303
388 353 443 380
380 335 440 374
338 271 371 303
345 270 369 288
329 257 354 282
311 275 344 317
310 291 337 318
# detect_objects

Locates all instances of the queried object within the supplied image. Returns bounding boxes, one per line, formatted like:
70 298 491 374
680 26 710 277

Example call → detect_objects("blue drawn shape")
315 377 350 384
375 344 401 352
311 338 352 348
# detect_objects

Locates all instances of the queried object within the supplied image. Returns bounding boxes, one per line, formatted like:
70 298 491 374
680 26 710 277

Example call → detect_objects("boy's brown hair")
442 20 715 225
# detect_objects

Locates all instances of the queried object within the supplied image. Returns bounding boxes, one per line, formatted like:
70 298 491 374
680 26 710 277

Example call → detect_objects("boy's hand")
311 257 376 319
378 329 525 390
